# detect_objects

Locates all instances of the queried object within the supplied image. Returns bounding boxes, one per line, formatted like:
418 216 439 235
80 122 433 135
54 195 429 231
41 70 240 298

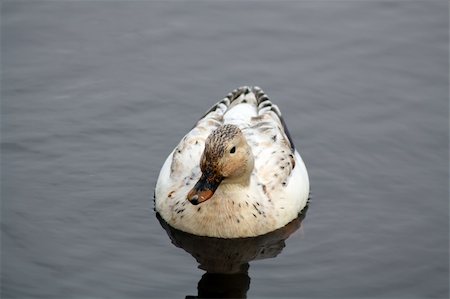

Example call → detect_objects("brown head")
187 124 254 205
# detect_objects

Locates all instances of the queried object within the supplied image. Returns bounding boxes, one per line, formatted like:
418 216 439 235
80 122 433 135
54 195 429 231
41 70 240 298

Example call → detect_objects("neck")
222 175 251 186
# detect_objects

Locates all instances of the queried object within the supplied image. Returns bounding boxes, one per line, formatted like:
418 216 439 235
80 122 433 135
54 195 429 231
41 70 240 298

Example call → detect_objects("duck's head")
187 124 254 205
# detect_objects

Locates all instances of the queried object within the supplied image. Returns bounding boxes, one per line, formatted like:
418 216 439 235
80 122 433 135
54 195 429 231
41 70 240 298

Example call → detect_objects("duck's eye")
230 146 236 154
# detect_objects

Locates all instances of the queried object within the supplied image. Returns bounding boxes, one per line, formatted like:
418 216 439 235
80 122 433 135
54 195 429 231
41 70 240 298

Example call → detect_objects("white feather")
155 86 309 238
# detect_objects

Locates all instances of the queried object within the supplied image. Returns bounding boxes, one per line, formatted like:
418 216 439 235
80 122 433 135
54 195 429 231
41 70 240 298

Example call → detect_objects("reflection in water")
156 206 308 298
186 268 251 299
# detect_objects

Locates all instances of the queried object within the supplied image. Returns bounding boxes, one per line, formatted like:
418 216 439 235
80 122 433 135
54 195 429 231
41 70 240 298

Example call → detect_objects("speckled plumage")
155 86 309 238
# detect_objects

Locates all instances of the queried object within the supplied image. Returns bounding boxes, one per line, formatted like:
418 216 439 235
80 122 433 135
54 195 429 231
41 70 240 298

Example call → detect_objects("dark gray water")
2 1 449 298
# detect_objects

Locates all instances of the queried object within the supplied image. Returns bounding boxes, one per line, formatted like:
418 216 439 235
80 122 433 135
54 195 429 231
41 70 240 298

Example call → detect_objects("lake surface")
2 1 449 298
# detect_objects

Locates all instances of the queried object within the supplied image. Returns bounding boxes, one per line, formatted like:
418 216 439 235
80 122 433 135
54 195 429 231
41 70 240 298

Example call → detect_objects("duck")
155 86 309 238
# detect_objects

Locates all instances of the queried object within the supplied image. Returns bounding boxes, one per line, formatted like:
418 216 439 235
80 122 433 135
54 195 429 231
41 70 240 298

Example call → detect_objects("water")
2 1 448 298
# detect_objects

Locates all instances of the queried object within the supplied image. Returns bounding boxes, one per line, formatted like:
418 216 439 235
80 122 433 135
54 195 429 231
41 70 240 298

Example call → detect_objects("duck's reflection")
187 267 251 299
156 206 308 299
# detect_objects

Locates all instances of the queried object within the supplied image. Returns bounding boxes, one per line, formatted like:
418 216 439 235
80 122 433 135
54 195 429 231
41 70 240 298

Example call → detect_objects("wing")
245 88 297 195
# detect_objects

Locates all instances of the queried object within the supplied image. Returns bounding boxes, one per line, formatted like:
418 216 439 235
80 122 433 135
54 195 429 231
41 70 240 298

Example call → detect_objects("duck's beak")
187 172 223 205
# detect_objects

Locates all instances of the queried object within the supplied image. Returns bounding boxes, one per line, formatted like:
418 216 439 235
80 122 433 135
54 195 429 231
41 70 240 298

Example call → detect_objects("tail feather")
197 86 296 151
198 86 254 121
253 86 296 151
